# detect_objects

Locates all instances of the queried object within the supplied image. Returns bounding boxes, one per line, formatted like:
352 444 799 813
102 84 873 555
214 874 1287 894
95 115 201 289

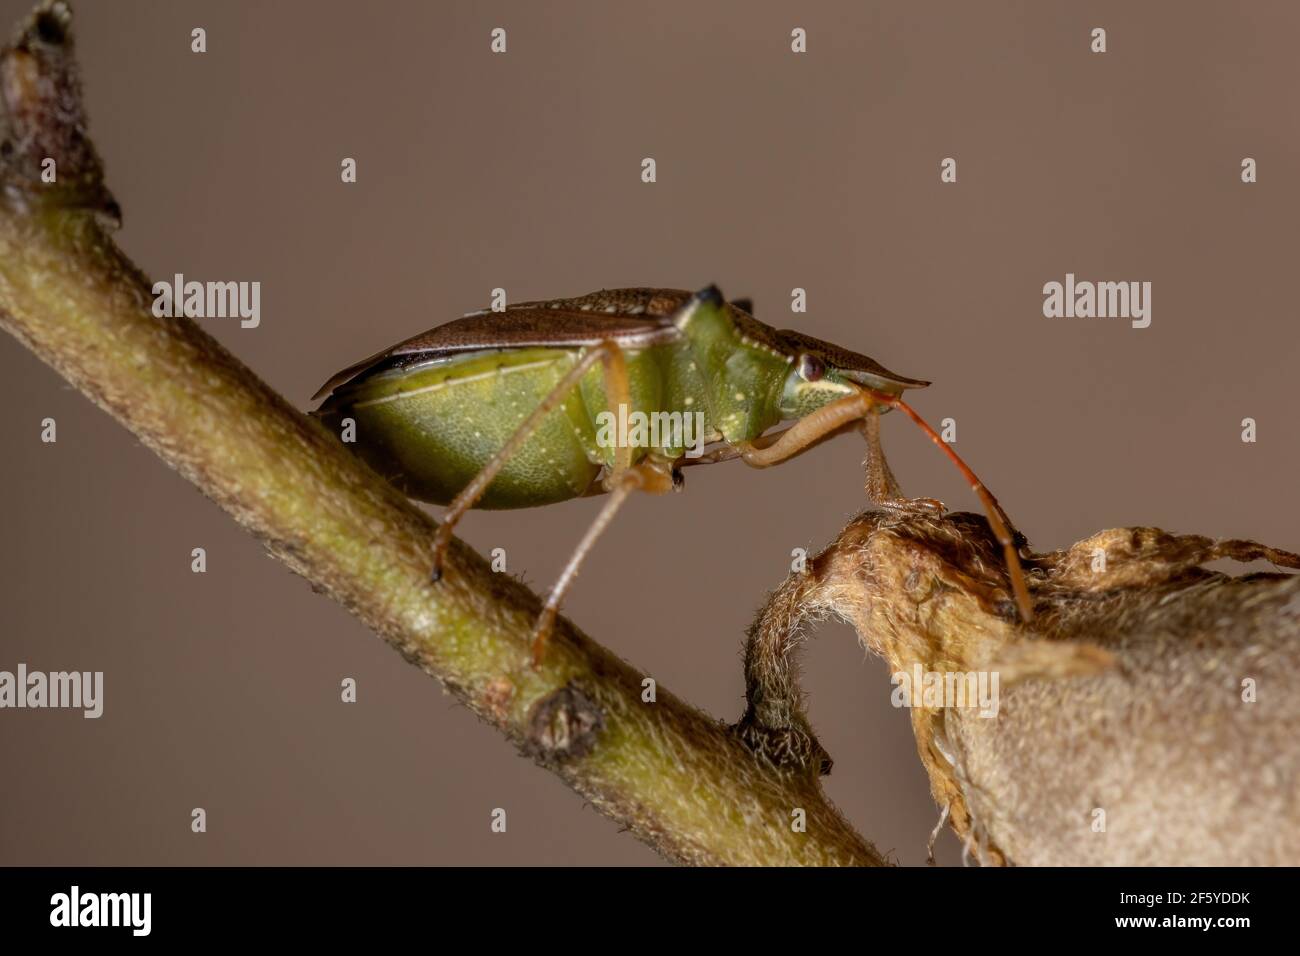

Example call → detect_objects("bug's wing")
312 298 682 401
389 305 680 355
312 343 408 402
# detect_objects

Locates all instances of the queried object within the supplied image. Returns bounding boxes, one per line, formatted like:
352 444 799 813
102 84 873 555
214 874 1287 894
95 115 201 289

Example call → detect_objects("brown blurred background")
1 0 1297 866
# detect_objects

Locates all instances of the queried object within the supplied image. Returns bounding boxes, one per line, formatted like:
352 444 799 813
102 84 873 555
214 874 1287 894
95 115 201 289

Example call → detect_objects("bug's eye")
797 353 825 382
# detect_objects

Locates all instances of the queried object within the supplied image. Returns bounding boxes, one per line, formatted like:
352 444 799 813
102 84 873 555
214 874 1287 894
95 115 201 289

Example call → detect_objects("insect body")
313 286 1033 661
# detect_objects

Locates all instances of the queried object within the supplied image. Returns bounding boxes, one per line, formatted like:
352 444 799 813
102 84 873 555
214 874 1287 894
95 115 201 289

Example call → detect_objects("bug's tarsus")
530 610 558 667
861 411 945 514
669 463 685 491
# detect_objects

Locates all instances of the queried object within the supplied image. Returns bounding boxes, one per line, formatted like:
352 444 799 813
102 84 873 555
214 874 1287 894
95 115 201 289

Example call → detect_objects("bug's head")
775 330 930 419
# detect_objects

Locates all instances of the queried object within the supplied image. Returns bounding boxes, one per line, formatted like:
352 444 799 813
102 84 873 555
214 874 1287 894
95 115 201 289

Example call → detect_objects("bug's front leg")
860 407 944 516
736 388 1035 623
735 393 876 468
860 387 1035 623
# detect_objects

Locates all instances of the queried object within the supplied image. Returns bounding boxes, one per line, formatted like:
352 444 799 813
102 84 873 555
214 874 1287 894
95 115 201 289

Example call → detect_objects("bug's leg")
601 340 634 479
530 456 677 666
736 393 876 468
736 389 1034 623
860 407 944 514
430 340 629 582
858 387 1034 624
675 428 794 467
861 405 904 501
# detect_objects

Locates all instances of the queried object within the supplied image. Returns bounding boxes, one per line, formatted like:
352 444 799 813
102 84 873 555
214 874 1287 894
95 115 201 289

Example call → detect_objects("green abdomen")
315 345 692 509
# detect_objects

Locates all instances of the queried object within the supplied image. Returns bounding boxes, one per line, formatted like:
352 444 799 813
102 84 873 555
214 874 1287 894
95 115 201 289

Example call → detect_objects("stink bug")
313 286 1033 661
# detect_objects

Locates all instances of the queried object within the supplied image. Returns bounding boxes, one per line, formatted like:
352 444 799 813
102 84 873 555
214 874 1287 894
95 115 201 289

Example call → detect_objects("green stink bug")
313 286 1032 661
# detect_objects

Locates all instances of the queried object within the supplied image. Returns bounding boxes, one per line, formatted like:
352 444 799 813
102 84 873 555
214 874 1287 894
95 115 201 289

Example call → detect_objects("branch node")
1 0 118 223
527 682 604 761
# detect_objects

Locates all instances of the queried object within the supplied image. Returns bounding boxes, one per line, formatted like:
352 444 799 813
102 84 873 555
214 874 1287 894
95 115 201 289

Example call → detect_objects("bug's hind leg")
530 456 678 666
430 339 630 582
860 407 944 515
